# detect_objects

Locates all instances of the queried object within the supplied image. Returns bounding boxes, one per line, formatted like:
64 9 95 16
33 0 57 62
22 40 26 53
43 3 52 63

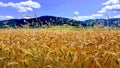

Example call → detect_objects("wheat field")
0 28 120 68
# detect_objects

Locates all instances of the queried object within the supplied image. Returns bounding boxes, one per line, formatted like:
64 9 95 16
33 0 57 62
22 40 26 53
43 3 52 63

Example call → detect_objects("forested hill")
0 16 83 28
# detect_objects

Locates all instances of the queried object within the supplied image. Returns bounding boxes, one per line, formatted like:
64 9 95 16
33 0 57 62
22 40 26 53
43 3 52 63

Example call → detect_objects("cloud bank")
73 13 103 21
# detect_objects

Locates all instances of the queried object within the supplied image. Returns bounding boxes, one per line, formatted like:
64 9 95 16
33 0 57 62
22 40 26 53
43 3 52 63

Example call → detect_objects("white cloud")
91 14 103 17
98 0 120 19
73 11 103 21
0 0 41 12
102 0 119 5
98 4 120 13
0 16 15 20
113 15 120 18
73 16 90 21
73 13 103 21
98 0 120 13
74 11 79 16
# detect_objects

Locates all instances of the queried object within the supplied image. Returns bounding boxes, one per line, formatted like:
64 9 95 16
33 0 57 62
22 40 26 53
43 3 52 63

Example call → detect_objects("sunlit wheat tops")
0 29 120 68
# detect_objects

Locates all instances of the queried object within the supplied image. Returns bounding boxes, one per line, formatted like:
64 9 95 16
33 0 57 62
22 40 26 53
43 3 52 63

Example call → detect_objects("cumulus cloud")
102 0 119 5
98 4 120 13
0 0 41 12
98 0 120 13
0 16 14 20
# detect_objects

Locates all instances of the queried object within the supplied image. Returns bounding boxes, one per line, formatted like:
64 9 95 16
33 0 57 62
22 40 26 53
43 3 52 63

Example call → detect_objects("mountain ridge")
0 15 120 28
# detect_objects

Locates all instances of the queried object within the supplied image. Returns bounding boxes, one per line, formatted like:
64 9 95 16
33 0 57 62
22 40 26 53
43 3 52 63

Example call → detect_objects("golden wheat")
0 28 120 68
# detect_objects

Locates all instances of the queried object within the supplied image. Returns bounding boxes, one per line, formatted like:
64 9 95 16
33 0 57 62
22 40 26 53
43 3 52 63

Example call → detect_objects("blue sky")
0 0 120 21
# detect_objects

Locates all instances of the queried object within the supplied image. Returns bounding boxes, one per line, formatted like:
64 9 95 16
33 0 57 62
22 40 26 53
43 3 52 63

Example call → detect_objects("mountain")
0 16 120 28
0 16 84 28
81 18 120 27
